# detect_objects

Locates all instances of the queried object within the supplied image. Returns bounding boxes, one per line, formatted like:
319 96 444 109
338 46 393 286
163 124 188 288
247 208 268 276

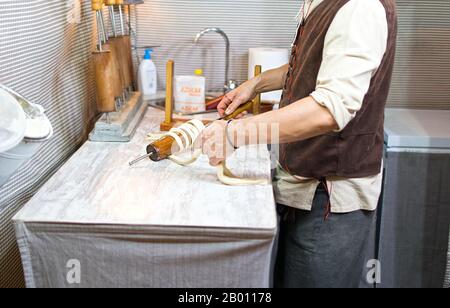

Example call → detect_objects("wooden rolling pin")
163 60 175 126
117 0 135 90
104 44 124 103
92 0 121 113
122 35 135 90
109 37 128 92
104 0 129 94
93 49 122 113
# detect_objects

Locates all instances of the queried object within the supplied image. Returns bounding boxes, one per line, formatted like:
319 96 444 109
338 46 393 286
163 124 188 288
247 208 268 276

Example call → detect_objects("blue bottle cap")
144 49 153 60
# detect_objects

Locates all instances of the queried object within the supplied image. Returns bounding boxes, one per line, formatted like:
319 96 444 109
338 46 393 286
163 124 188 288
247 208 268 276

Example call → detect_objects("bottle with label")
174 69 206 113
138 49 157 96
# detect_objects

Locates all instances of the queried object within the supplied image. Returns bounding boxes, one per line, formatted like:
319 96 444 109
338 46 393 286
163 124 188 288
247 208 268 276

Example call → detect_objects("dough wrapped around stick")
147 120 268 186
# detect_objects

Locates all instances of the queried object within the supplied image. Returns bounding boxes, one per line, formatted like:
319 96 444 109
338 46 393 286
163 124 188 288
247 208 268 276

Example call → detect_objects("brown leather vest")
280 0 398 179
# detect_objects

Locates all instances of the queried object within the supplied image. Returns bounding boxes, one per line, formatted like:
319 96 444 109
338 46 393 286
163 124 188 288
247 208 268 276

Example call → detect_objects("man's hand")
194 121 236 166
218 78 259 117
217 64 289 117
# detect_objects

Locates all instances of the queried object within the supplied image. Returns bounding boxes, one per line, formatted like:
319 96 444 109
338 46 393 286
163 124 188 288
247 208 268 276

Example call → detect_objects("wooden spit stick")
160 60 207 131
253 65 262 115
104 0 129 94
164 60 175 127
92 0 121 113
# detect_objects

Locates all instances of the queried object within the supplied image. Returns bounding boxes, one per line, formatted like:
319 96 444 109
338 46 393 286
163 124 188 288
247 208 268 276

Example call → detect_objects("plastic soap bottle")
174 69 206 113
138 49 157 96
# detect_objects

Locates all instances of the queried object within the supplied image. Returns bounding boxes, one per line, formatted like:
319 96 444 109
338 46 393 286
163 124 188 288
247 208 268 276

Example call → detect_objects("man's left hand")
195 120 236 166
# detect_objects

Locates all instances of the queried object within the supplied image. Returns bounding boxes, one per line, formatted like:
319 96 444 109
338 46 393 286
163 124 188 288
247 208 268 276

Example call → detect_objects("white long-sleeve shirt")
275 0 389 213
311 0 388 130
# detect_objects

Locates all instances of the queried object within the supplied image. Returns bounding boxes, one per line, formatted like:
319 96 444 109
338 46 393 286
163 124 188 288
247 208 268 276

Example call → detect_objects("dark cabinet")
378 109 450 288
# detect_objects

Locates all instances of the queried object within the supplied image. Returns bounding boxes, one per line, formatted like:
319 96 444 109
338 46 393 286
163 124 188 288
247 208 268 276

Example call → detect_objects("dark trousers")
274 185 376 288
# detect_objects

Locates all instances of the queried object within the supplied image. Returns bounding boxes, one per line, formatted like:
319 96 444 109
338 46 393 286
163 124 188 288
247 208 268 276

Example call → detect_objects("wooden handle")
105 0 116 5
146 135 175 161
253 65 262 115
92 0 103 11
164 60 175 125
223 101 254 121
206 94 254 117
206 65 262 115
117 0 124 4
93 49 119 113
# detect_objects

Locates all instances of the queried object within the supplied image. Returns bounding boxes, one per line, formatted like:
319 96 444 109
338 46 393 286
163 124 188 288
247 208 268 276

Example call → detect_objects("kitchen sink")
144 91 222 116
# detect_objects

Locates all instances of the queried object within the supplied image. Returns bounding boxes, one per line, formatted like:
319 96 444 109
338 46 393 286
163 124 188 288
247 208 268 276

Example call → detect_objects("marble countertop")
13 108 277 232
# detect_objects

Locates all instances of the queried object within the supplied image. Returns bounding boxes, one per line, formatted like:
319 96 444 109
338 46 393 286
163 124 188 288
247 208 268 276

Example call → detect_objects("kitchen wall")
134 0 299 92
135 0 450 109
0 0 450 288
389 0 450 109
0 0 97 288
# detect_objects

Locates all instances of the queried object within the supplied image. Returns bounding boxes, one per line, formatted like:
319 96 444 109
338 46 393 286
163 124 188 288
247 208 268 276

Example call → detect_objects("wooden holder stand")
160 62 264 131
160 60 181 131
90 0 145 143
89 91 147 142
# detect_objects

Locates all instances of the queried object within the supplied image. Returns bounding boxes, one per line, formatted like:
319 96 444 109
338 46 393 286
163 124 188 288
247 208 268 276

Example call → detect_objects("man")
197 0 397 288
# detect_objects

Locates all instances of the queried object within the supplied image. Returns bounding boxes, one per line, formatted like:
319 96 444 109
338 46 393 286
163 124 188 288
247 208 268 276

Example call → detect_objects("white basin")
0 87 53 187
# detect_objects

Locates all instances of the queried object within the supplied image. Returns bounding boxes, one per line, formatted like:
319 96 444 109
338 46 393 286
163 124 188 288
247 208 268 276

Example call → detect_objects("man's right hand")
217 78 259 117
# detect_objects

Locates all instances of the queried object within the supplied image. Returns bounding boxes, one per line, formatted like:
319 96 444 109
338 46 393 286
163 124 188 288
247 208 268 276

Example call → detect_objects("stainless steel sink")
144 91 222 116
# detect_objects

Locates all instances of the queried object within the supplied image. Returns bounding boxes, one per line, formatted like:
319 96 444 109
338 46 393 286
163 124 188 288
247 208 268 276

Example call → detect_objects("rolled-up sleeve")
310 0 389 131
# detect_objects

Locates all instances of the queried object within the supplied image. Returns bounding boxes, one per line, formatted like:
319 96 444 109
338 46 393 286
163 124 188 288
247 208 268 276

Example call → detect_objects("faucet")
194 27 238 93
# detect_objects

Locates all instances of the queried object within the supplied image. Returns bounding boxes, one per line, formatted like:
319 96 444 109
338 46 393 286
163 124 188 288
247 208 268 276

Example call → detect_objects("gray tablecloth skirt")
14 222 276 288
